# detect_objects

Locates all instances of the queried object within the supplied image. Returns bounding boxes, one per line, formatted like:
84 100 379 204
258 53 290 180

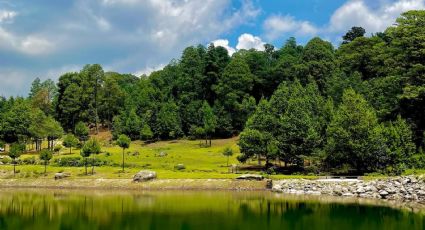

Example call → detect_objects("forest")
0 10 424 175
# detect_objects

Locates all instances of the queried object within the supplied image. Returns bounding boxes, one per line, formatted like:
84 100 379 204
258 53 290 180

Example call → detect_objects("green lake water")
0 189 423 230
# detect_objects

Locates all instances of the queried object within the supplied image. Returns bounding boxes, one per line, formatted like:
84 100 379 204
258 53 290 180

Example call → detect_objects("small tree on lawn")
63 134 79 154
222 147 234 167
117 134 131 172
202 101 217 147
75 121 89 143
9 143 25 175
81 138 101 175
39 149 53 174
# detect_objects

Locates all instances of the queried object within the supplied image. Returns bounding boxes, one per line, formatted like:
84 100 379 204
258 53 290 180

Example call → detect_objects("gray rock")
133 170 157 182
236 174 264 181
379 190 389 198
54 173 70 180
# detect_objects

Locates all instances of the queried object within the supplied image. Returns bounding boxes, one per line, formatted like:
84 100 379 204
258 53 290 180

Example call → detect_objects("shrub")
1 156 12 164
22 156 37 165
53 156 83 167
174 164 186 170
54 145 63 153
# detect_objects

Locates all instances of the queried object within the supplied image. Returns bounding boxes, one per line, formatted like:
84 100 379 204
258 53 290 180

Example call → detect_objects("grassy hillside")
1 137 255 179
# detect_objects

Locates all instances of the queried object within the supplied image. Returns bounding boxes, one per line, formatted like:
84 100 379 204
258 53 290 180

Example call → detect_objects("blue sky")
0 0 424 96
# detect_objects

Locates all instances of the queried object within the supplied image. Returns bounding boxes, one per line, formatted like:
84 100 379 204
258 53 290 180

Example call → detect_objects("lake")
0 189 423 230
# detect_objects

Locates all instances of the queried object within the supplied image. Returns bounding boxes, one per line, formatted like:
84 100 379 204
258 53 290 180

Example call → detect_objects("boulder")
236 174 264 181
133 170 157 182
54 173 70 180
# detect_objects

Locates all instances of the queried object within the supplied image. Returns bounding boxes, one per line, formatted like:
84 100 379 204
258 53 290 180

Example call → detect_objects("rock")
54 173 70 180
356 187 365 194
342 193 355 197
379 190 389 198
236 174 264 181
133 170 157 182
158 152 167 157
266 179 273 189
174 164 186 170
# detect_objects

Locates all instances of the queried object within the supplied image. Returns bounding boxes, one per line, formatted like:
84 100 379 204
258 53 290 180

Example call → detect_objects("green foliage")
117 134 131 149
63 133 79 153
325 89 381 173
39 150 53 162
342 26 366 44
74 122 89 141
140 124 154 140
81 138 101 158
9 143 25 160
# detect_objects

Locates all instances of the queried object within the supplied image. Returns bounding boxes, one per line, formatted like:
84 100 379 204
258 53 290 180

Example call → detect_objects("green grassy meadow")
1 137 276 179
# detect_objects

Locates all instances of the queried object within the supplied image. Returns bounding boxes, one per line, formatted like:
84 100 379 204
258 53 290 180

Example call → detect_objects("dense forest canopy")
1 10 425 174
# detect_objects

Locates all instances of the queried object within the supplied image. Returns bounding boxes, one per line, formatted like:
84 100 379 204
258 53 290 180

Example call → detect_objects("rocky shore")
272 175 425 203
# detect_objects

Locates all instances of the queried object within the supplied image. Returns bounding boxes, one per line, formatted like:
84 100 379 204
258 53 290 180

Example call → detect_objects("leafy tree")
39 149 53 174
202 101 217 146
342 26 366 44
325 89 381 173
222 147 234 167
75 121 89 142
387 10 425 146
140 124 154 141
9 143 25 175
0 99 32 143
155 101 182 139
63 134 79 154
238 129 267 165
300 37 335 91
81 138 101 175
116 134 131 171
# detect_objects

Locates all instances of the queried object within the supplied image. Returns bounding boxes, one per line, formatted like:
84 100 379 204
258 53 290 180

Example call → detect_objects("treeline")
0 10 424 174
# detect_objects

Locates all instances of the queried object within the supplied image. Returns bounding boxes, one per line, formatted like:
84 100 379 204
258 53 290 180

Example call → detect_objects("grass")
1 137 270 179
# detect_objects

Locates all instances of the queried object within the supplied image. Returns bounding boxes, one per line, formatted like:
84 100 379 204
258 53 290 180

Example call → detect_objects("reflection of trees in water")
0 191 423 230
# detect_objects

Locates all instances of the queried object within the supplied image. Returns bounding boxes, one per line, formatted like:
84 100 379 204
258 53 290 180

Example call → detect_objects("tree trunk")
257 154 261 166
209 136 211 147
85 158 88 175
122 148 125 172
227 156 229 167
13 162 16 175
92 157 95 175
44 161 47 174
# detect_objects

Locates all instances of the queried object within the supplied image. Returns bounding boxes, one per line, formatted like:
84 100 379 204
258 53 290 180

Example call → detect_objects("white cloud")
212 39 236 55
0 10 16 23
236 33 265 50
263 15 318 41
328 0 425 34
0 27 55 55
134 63 166 77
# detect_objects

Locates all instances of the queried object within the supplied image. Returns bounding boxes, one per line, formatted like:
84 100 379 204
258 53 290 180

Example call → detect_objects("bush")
22 156 37 165
54 145 63 153
174 164 186 170
1 156 11 164
408 154 425 169
53 156 83 167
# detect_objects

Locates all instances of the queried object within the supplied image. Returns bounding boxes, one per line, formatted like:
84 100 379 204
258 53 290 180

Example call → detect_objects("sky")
0 0 424 97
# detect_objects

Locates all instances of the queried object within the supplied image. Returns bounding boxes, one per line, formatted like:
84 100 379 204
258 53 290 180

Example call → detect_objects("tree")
75 121 89 142
140 124 154 141
238 129 268 165
9 143 25 175
116 134 131 172
202 101 217 146
325 89 381 173
39 149 53 174
222 147 233 167
63 134 79 154
81 138 101 175
342 26 366 44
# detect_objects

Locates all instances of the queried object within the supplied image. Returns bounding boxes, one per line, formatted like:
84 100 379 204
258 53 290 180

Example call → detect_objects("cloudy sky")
0 0 424 96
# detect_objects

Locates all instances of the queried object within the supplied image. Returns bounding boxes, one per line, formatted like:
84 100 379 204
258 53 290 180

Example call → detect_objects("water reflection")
0 189 423 230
